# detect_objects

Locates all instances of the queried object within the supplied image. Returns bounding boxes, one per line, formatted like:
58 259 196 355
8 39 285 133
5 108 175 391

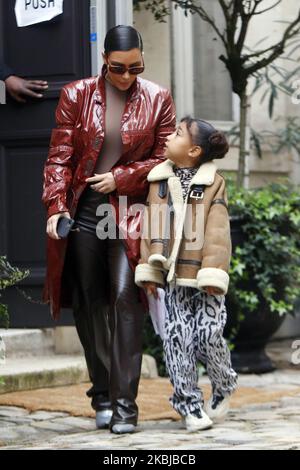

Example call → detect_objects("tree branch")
225 0 240 52
251 0 283 15
218 0 230 22
172 0 227 46
246 9 300 75
249 0 264 15
242 36 300 61
236 2 252 54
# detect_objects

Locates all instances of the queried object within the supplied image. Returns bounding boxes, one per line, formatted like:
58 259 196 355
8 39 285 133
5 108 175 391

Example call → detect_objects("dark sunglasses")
107 58 145 75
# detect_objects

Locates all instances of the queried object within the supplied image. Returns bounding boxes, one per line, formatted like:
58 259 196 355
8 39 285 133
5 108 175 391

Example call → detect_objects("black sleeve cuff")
0 63 14 81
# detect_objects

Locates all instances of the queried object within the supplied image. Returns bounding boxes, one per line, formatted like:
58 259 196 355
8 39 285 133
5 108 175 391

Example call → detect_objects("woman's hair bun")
208 131 229 159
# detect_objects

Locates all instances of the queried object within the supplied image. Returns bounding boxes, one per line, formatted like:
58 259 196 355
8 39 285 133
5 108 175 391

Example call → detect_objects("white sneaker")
205 394 231 423
184 410 213 432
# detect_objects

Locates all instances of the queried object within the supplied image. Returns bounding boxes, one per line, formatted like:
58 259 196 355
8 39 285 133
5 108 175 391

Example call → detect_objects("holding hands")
203 286 223 295
142 282 160 299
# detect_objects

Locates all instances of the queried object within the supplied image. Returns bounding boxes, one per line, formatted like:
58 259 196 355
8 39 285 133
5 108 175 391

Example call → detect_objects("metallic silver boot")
96 409 113 429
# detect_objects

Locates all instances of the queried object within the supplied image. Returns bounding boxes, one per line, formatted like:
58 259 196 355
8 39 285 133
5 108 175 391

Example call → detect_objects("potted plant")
225 180 300 372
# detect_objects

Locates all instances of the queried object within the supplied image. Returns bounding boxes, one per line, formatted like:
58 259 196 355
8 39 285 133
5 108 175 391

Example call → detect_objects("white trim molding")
115 0 133 26
232 92 240 123
171 3 194 118
90 0 107 76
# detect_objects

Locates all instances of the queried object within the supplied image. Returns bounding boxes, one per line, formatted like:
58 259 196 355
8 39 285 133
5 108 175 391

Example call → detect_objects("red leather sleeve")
42 86 77 219
111 90 176 199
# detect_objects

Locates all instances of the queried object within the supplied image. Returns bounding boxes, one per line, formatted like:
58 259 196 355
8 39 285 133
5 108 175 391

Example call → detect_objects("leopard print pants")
163 285 238 417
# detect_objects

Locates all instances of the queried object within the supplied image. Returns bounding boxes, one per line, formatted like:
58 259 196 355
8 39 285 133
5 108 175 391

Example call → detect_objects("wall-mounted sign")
15 0 64 28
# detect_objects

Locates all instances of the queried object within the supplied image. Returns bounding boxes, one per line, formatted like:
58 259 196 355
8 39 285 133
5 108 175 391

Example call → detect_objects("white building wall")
133 8 172 91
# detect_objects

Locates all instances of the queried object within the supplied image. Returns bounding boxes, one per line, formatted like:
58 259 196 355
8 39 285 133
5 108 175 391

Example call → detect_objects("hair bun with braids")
208 131 229 159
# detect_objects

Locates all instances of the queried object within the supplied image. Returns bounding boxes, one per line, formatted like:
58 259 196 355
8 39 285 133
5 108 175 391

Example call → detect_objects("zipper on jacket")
172 187 190 284
163 190 173 259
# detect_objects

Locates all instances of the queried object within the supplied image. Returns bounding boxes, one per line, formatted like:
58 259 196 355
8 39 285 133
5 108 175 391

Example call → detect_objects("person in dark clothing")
0 61 48 103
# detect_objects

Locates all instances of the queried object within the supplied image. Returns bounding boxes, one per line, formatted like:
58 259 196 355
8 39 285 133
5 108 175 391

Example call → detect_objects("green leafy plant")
133 0 169 22
227 115 300 167
143 180 300 373
258 116 300 158
0 256 29 378
0 256 29 328
227 179 300 327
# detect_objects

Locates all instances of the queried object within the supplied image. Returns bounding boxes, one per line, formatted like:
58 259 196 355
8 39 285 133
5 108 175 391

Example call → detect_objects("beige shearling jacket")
134 159 232 295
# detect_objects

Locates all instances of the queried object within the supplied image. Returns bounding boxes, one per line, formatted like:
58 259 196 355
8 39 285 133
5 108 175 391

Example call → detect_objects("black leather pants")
67 186 144 426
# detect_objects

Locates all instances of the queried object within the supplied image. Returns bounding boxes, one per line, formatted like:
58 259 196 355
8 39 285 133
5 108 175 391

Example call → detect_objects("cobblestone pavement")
1 370 300 450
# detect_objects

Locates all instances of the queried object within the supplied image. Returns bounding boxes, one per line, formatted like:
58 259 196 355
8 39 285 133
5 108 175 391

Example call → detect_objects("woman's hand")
203 286 223 296
86 173 117 194
46 212 71 240
142 281 160 299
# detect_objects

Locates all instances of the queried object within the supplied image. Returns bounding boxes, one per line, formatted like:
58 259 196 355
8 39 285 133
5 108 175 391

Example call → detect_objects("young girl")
135 117 238 432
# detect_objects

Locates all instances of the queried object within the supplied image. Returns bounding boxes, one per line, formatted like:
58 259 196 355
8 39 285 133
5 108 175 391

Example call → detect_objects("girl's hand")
46 212 71 240
86 173 117 194
204 286 223 296
142 282 160 299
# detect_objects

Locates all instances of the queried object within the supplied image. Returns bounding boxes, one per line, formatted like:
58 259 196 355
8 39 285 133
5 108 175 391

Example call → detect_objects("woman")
42 25 176 434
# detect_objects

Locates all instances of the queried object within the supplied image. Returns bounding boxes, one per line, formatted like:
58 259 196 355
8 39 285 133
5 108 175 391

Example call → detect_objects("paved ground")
1 370 300 450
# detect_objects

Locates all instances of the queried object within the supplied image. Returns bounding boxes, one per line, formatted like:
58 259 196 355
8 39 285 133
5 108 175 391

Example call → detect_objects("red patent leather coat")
42 65 176 320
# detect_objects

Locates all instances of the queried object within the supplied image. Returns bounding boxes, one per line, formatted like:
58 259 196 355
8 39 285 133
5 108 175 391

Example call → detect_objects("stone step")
0 353 158 394
0 327 158 393
0 329 55 359
0 355 89 394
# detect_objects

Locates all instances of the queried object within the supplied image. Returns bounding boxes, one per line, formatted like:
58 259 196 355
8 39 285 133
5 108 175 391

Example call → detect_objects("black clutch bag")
57 217 76 239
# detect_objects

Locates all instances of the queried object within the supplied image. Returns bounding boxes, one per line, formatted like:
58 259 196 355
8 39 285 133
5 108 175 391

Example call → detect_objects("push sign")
15 0 64 27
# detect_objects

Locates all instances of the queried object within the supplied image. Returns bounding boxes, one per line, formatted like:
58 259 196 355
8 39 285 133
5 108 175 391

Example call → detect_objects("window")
192 0 233 121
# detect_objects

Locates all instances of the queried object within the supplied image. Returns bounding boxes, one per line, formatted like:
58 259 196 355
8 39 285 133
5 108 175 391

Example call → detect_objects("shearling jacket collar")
135 167 232 295
147 159 217 186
